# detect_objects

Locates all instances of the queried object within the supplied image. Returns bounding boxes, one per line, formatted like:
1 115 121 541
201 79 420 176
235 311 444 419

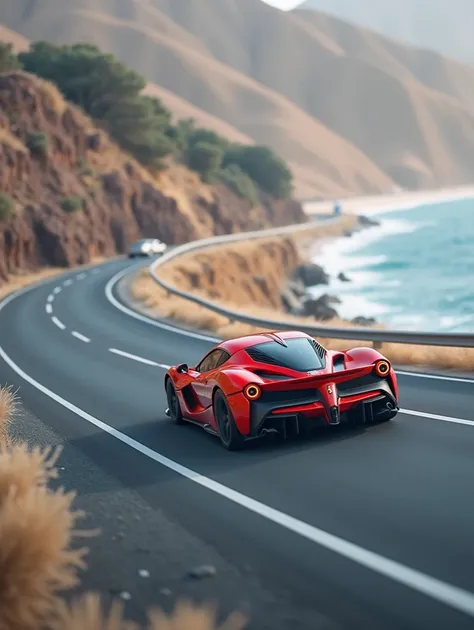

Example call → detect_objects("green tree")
19 42 175 167
188 141 223 182
218 164 260 207
223 145 293 199
0 42 20 73
20 43 145 119
188 128 229 151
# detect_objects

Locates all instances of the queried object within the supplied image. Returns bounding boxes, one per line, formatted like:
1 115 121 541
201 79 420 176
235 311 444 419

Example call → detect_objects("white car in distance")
128 238 167 258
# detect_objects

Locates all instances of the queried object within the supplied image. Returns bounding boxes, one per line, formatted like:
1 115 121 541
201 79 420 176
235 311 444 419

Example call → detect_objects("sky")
262 0 304 10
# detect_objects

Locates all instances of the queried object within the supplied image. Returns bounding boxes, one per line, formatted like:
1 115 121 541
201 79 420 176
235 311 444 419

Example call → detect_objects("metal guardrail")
149 217 474 348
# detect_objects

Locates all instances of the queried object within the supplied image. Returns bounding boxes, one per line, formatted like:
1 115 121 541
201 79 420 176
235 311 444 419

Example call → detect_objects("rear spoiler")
259 364 374 392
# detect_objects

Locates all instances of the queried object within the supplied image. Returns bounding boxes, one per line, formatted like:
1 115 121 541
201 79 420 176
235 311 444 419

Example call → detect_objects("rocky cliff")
0 71 305 283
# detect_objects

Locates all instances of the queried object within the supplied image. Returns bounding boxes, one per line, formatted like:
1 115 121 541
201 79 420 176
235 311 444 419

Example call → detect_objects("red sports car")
164 331 399 450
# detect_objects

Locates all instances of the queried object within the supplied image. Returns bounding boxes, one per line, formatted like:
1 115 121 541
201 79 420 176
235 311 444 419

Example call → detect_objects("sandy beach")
303 185 474 217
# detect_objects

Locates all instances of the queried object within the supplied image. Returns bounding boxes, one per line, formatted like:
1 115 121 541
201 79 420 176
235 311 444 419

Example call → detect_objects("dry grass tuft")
0 443 93 630
51 592 136 630
0 129 28 153
0 385 19 448
147 601 247 630
52 596 247 630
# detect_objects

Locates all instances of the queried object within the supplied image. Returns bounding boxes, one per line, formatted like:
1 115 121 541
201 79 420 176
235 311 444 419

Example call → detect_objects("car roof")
218 330 311 355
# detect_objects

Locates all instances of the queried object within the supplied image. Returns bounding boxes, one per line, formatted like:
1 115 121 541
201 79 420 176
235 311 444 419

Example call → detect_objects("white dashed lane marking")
51 316 66 330
109 348 170 369
45 303 53 314
47 294 54 303
71 331 91 343
53 286 61 295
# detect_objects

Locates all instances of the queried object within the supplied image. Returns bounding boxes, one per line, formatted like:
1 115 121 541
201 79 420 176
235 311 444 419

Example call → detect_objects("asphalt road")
1 258 474 630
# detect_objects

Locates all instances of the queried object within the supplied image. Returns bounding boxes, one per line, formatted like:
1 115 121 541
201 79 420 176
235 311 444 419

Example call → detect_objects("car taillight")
244 383 261 400
375 360 390 377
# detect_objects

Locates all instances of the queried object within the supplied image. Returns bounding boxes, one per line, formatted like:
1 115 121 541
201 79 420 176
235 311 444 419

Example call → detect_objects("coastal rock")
303 294 339 320
280 287 303 314
287 278 306 298
358 215 380 227
293 263 330 287
351 316 377 326
338 271 351 282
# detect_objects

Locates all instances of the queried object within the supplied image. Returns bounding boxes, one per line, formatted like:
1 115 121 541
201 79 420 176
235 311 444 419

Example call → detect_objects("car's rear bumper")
248 376 398 438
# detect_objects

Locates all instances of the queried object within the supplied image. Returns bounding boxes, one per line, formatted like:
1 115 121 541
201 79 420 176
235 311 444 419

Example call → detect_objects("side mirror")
177 363 188 374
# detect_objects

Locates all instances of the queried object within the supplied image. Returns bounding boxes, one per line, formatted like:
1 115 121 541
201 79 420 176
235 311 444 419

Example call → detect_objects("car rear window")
246 337 326 372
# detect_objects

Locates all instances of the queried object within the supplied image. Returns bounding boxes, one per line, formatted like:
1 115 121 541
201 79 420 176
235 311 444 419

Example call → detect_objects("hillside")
0 70 304 283
299 0 474 65
2 0 474 195
0 0 396 198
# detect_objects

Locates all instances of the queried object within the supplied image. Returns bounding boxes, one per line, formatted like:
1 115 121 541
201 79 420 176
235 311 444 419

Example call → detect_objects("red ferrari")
164 331 399 450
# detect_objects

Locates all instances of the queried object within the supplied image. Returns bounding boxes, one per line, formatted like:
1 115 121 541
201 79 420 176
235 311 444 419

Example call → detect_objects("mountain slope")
0 0 396 199
145 0 474 189
2 0 474 195
299 0 474 65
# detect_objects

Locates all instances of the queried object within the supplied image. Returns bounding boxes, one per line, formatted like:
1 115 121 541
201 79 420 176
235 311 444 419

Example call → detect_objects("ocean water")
309 198 474 332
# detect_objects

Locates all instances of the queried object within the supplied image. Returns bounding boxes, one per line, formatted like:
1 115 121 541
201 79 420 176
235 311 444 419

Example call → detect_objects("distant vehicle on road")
164 330 399 450
128 238 167 258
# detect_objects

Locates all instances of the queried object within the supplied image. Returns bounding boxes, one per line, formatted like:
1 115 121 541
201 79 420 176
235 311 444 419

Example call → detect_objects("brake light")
244 383 262 400
375 360 390 377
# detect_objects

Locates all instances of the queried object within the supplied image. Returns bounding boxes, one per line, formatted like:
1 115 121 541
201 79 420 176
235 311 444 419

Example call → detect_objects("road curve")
1 258 474 630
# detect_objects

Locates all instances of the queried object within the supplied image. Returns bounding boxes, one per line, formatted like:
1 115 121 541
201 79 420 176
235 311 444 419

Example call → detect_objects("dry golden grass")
0 385 246 630
131 233 474 372
52 596 246 630
0 129 28 153
0 437 91 630
0 385 18 449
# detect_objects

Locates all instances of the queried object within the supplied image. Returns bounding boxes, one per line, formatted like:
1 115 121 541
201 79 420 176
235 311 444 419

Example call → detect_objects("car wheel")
213 390 245 451
166 380 184 425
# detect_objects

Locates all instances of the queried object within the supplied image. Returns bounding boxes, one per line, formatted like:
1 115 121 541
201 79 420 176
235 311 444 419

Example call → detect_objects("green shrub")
218 164 260 207
60 197 83 213
187 141 223 183
223 144 293 199
0 42 21 73
0 194 14 221
26 131 48 157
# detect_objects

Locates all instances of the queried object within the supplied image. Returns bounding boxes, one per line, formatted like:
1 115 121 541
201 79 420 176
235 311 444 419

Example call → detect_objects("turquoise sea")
310 198 474 332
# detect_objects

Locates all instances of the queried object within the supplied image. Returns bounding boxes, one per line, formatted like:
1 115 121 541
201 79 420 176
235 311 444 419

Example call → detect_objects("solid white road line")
108 348 169 369
51 316 66 330
45 303 53 314
397 370 474 384
0 329 473 616
71 331 91 343
400 408 474 427
104 267 220 343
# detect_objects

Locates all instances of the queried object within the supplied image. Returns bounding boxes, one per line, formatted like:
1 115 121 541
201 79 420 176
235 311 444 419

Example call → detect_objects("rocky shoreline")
281 214 380 326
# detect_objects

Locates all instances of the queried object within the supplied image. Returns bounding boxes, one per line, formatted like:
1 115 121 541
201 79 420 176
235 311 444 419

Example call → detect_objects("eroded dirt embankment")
129 219 474 371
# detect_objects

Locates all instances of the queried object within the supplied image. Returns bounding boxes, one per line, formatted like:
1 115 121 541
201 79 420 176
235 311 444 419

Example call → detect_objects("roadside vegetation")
0 386 246 630
0 40 293 204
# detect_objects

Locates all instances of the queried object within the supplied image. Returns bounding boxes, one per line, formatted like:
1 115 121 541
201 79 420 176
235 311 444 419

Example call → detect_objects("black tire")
166 380 184 425
213 390 245 451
